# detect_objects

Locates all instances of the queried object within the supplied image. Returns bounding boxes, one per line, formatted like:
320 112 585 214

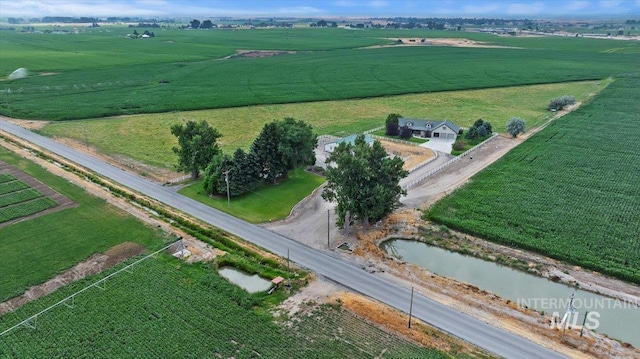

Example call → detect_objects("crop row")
0 189 43 208
0 180 28 195
0 197 56 223
0 173 16 184
427 77 640 284
0 259 443 358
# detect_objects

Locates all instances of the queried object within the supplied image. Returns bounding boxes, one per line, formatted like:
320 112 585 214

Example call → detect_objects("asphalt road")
0 120 566 359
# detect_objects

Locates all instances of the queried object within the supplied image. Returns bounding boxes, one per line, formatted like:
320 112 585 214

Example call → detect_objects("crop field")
40 80 606 169
427 77 640 283
1 27 638 120
0 257 447 359
0 173 56 223
0 148 171 301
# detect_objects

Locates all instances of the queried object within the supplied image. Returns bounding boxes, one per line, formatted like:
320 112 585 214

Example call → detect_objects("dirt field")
378 139 435 170
366 37 521 49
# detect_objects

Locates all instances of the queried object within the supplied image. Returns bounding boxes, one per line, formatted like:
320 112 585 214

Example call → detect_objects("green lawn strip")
179 168 325 223
0 188 43 208
0 180 29 195
451 134 493 156
371 129 429 144
0 256 447 358
0 173 16 184
0 148 171 301
426 76 640 284
40 80 606 169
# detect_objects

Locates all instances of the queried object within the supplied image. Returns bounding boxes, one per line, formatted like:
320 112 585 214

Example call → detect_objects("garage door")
445 133 455 139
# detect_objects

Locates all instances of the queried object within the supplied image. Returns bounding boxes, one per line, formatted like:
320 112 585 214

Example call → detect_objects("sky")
2 0 640 19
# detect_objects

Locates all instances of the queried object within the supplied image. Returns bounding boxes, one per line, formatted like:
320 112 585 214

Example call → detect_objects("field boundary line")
0 240 180 337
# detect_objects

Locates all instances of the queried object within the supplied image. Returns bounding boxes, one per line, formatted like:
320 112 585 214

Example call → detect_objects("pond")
380 238 640 347
218 267 272 293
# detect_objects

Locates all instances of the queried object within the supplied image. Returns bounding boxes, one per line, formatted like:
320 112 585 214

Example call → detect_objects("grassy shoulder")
0 147 171 302
179 168 325 223
39 80 607 169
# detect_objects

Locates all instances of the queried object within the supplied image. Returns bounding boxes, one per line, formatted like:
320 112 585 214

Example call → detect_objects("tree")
506 117 526 138
251 122 287 183
276 117 317 170
385 113 401 136
190 19 200 29
322 135 407 227
201 20 213 29
465 119 492 140
386 121 399 136
203 148 261 197
547 95 576 111
317 20 327 27
399 125 412 139
171 120 222 179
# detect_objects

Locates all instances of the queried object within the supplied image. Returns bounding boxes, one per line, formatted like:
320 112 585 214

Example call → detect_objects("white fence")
403 133 499 190
166 174 191 184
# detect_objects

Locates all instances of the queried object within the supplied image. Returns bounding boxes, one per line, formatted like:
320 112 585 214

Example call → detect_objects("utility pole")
224 170 230 207
286 249 291 288
580 311 589 337
327 209 330 248
408 287 414 328
83 125 89 152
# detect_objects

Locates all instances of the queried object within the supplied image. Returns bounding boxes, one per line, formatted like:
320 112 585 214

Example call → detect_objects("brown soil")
366 38 520 49
378 139 435 170
335 292 493 357
229 50 297 59
0 242 146 315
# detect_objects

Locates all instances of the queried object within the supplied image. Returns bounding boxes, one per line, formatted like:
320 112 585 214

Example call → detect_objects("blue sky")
2 1 640 19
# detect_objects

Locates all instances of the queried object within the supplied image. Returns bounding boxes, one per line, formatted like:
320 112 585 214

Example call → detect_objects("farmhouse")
324 134 374 152
398 118 460 140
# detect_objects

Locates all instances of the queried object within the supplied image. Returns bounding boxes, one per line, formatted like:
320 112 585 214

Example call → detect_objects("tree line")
171 118 317 198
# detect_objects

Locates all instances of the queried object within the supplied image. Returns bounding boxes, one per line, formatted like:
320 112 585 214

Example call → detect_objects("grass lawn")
0 147 172 301
39 80 607 169
371 129 429 144
450 133 493 156
179 168 325 223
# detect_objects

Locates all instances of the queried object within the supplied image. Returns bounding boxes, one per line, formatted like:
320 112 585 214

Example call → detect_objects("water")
218 267 272 293
380 238 640 347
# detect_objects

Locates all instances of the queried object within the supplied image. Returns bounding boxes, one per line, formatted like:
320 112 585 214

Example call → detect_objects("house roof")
398 117 460 133
334 134 374 145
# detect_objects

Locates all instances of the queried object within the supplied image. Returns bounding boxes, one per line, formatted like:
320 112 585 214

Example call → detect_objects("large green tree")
276 117 317 170
171 120 222 179
322 135 407 227
202 148 261 197
252 118 316 183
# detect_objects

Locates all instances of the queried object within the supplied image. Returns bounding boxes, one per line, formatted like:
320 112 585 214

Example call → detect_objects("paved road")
0 120 565 359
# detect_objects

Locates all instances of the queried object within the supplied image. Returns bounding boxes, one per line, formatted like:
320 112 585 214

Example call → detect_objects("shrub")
453 140 467 151
547 95 576 111
399 125 412 139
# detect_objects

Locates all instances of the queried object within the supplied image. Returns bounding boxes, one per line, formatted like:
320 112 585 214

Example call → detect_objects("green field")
40 80 606 169
1 28 638 120
0 148 171 301
179 168 326 223
427 77 640 283
0 173 57 222
0 257 449 359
